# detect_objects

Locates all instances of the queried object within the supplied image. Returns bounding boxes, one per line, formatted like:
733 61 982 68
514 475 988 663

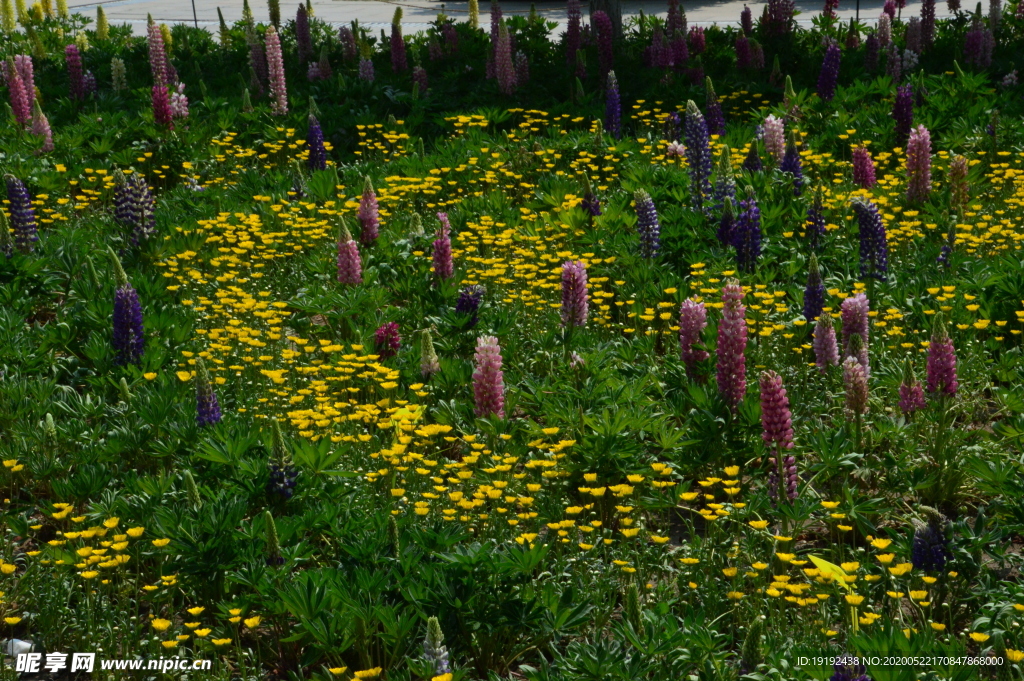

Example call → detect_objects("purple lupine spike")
750 40 765 70
442 21 459 55
817 42 841 102
670 29 688 69
515 51 530 85
906 124 932 204
109 249 144 366
717 198 736 246
768 454 798 501
906 17 922 53
126 173 156 245
831 654 870 681
926 316 958 397
711 146 736 213
296 4 313 64
883 0 896 17
716 281 747 410
763 115 785 164
455 285 484 327
581 175 601 218
840 292 870 375
152 84 173 129
679 298 709 376
593 10 614 81
766 0 796 34
390 11 407 73
605 71 621 139
15 55 35 106
813 314 839 372
878 12 892 45
743 140 762 172
688 26 705 54
803 254 825 321
248 34 268 96
685 100 713 213
852 198 889 282
646 28 669 68
374 322 401 360
340 26 358 60
413 65 428 94
566 0 582 75
740 5 753 34
843 356 869 416
307 115 327 171
5 175 38 253
489 0 503 69
31 100 53 154
864 33 880 72
735 35 752 70
898 361 927 414
806 187 826 251
893 85 913 147
358 57 375 82
705 78 725 136
336 219 363 285
495 23 516 95
147 22 169 86
921 0 936 47
734 187 762 273
358 177 379 245
760 371 794 450
634 189 661 258
560 260 589 328
668 0 686 35
824 0 840 18
266 26 288 116
65 44 86 101
949 155 969 212
852 147 877 188
196 359 222 427
432 213 454 282
473 335 505 418
779 135 805 196
6 61 31 127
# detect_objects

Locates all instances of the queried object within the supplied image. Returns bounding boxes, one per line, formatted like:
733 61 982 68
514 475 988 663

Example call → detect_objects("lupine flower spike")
679 298 709 377
906 124 932 204
605 71 621 139
306 115 327 171
336 218 363 285
420 329 440 378
734 186 762 273
195 358 222 427
375 322 401 360
926 313 958 398
852 146 877 188
358 177 380 245
685 100 713 213
716 280 747 410
432 212 454 282
109 247 144 366
5 175 37 253
813 313 839 372
560 260 589 328
265 26 288 115
803 254 825 322
634 189 661 258
473 335 505 418
898 359 927 415
841 292 870 375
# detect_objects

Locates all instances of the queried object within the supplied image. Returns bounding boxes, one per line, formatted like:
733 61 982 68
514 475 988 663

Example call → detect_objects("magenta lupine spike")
926 316 958 397
432 214 454 282
949 155 969 212
813 314 839 372
391 17 407 73
296 4 313 64
15 55 34 105
560 260 589 328
716 281 747 410
147 22 169 86
65 44 86 101
840 292 869 361
31 100 53 154
473 335 505 419
359 57 375 82
763 115 785 164
593 10 614 81
265 26 288 116
151 84 173 129
760 371 794 449
679 298 709 375
6 61 31 126
852 147 877 188
878 13 892 45
495 23 516 95
375 322 401 360
906 124 932 204
899 361 927 414
358 177 379 245
336 219 363 285
843 357 869 417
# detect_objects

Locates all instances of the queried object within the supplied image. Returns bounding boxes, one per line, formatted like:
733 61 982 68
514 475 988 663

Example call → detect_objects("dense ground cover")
3 0 1024 679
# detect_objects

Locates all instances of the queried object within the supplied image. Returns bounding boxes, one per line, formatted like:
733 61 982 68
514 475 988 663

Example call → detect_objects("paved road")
68 0 954 35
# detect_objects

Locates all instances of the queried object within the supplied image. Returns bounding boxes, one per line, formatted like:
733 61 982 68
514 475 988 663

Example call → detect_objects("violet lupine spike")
740 5 753 34
456 285 484 327
899 361 927 414
340 26 358 60
65 44 86 101
824 0 840 18
883 0 896 18
152 85 174 129
296 4 313 64
196 359 222 427
336 219 363 285
705 77 726 136
5 175 38 253
852 198 889 282
413 65 428 94
906 124 932 204
735 35 752 70
248 35 268 95
358 57 375 82
817 42 841 102
716 280 747 411
109 249 144 366
670 30 688 69
763 115 785 164
605 71 621 139
685 100 713 213
893 85 913 147
266 26 288 116
668 0 686 36
473 335 505 419
374 322 401 360
560 260 589 328
843 356 869 417
803 254 825 322
679 298 709 375
717 197 737 246
358 177 380 245
432 216 454 282
634 189 661 258
906 17 922 53
711 145 736 212
734 187 762 273
495 23 517 95
307 115 327 171
6 61 31 127
581 175 601 218
760 371 794 450
921 0 936 47
593 10 614 81
864 34 880 72
147 21 169 86
926 316 958 397
806 188 826 251
813 314 839 372
779 136 805 196
852 147 877 188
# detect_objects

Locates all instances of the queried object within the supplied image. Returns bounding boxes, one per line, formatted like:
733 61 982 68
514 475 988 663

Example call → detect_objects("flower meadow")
3 0 1024 679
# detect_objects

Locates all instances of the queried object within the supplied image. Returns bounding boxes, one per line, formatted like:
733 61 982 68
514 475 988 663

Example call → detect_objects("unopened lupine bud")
926 314 958 397
716 280 747 410
473 335 504 418
560 260 588 328
420 329 440 377
264 510 282 564
183 469 201 508
813 314 839 371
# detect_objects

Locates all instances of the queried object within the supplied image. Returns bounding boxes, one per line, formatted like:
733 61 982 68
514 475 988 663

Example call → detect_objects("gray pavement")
67 0 955 35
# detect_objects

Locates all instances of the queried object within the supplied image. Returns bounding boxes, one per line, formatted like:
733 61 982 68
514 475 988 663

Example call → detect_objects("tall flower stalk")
561 260 589 329
265 26 288 115
336 218 363 285
716 280 747 411
634 189 661 258
813 314 839 372
685 100 713 213
109 248 144 366
679 298 709 378
906 124 932 204
358 177 379 245
5 175 38 253
852 199 889 282
473 335 505 418
195 358 222 427
432 212 454 282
